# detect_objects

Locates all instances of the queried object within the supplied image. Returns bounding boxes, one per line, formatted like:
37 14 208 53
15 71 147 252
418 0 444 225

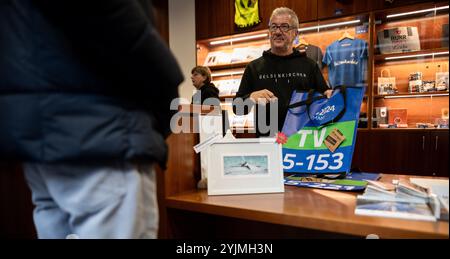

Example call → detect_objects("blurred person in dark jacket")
191 66 220 106
0 0 183 239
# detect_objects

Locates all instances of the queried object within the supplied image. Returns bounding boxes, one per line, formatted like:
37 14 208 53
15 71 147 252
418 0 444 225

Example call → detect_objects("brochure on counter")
284 172 380 191
354 178 448 222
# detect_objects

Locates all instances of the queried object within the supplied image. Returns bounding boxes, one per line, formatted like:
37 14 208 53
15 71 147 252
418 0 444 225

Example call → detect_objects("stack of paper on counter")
355 179 442 222
410 178 449 221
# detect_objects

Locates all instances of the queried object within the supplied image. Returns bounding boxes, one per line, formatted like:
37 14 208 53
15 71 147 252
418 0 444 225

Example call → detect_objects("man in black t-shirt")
234 7 332 136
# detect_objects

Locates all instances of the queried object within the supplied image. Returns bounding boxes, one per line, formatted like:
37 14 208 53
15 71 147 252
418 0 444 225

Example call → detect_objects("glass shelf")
372 3 449 129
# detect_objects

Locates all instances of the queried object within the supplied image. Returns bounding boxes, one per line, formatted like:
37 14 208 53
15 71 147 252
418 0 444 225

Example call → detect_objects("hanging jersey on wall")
297 44 324 70
323 38 368 88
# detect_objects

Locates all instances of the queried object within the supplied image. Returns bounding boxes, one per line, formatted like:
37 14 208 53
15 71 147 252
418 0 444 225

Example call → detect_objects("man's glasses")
268 23 296 32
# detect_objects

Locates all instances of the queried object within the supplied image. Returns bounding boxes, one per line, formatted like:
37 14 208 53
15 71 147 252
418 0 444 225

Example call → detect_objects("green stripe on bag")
283 121 356 150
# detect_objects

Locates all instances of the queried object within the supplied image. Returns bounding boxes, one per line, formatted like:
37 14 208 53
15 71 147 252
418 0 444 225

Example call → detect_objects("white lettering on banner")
283 153 344 171
298 128 328 148
298 130 312 147
314 128 327 147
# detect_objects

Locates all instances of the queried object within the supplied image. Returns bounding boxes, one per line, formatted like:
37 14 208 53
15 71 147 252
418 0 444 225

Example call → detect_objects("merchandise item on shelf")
435 118 449 129
435 64 449 91
422 80 436 92
388 108 408 126
296 44 324 70
408 72 424 93
323 38 368 88
234 0 261 28
377 26 421 54
378 69 398 95
203 51 231 66
373 107 388 127
230 45 269 63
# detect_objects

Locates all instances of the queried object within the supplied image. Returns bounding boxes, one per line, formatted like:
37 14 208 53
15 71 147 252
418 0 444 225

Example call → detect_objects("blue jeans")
23 162 158 239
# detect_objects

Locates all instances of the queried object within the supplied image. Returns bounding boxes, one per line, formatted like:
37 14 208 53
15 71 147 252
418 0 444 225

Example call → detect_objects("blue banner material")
281 86 365 175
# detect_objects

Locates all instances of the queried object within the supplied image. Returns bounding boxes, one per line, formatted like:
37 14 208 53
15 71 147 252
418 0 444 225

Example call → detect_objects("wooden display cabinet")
371 3 449 129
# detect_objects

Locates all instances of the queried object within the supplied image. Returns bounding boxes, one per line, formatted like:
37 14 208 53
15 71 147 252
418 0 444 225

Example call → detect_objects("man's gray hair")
269 7 299 29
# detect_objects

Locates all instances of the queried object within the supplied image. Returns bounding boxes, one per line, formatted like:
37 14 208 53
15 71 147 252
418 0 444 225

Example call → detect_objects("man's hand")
249 89 277 104
324 89 333 98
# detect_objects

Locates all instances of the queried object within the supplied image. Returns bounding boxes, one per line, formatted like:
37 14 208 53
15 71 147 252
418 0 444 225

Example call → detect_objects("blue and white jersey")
323 38 368 88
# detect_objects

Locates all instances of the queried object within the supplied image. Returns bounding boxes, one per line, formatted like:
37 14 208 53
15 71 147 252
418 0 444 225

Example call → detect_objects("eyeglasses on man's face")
268 23 296 32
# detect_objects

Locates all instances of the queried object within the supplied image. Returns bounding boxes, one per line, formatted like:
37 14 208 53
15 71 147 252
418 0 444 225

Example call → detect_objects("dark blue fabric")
0 0 183 166
282 89 346 136
308 90 345 126
281 87 365 174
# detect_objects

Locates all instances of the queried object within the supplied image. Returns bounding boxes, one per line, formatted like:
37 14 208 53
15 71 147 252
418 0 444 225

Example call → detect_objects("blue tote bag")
281 86 365 175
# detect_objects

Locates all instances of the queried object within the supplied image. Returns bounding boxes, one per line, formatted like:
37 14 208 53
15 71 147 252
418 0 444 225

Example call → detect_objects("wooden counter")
164 174 448 239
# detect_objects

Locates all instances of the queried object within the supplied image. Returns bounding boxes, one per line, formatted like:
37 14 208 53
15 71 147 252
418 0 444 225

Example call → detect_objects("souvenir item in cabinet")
409 72 423 93
388 108 408 126
374 107 388 127
323 38 368 88
422 81 436 92
203 51 231 66
435 64 449 91
377 27 421 54
442 108 449 120
435 118 449 129
378 69 397 94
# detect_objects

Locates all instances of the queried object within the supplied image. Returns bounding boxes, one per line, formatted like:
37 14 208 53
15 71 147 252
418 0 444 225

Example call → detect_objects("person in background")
234 7 332 136
191 66 220 106
0 0 183 239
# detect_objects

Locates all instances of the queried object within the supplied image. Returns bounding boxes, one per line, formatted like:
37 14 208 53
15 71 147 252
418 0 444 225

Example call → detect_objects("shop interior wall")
195 0 435 40
169 0 197 101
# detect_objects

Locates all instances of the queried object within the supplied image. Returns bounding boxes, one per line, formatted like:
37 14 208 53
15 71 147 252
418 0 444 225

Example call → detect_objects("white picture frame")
207 138 284 195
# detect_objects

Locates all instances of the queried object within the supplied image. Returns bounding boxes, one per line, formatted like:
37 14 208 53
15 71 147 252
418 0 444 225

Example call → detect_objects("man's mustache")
271 35 285 40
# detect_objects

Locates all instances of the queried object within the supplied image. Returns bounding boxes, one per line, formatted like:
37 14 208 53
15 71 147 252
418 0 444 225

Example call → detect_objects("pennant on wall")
235 0 261 28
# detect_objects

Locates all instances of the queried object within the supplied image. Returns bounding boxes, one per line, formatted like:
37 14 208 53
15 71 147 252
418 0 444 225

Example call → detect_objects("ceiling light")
298 20 361 32
384 93 449 99
385 51 449 60
210 34 268 46
211 70 245 77
386 5 449 19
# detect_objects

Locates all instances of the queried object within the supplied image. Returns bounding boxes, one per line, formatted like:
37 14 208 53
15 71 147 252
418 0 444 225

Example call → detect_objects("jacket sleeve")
201 87 221 106
34 0 183 137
